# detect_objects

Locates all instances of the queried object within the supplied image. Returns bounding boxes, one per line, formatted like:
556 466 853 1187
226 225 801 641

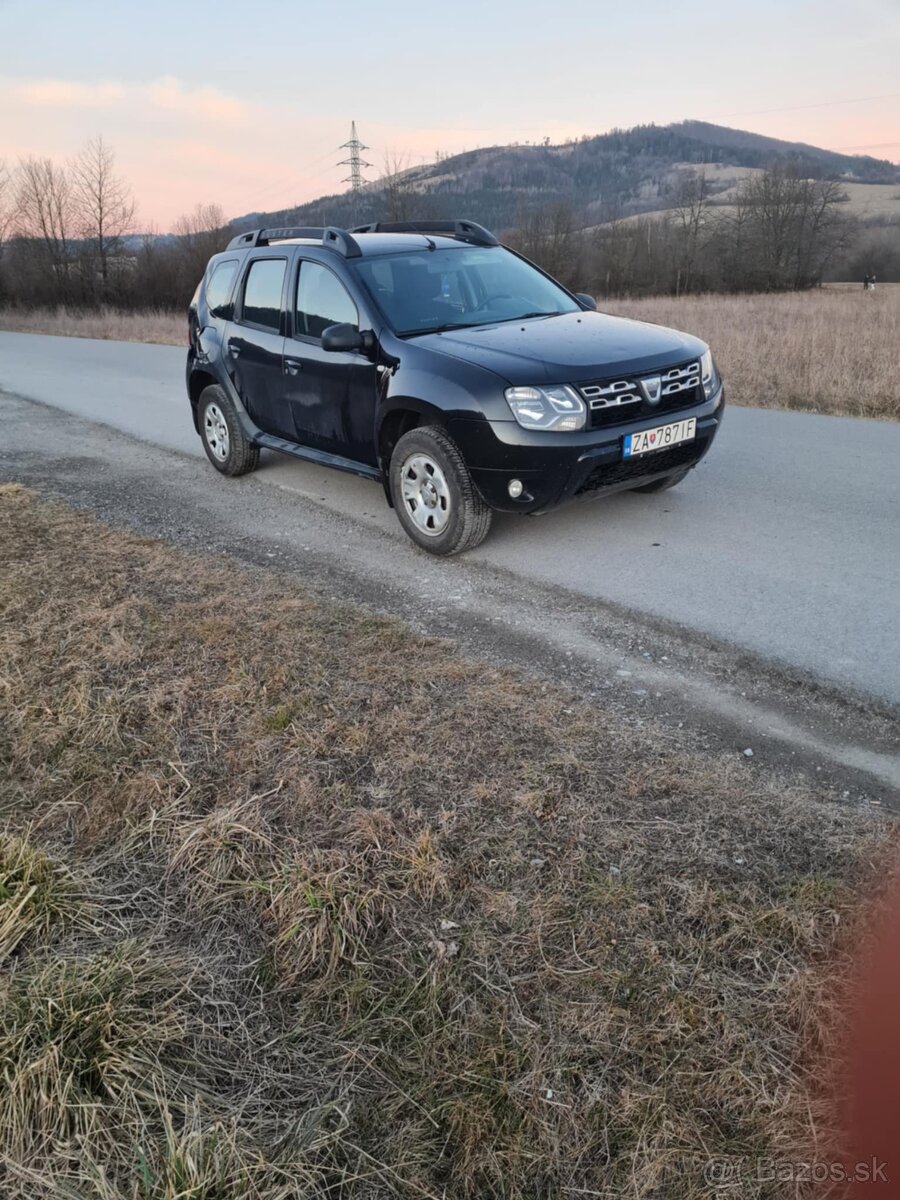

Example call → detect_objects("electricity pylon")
338 122 372 193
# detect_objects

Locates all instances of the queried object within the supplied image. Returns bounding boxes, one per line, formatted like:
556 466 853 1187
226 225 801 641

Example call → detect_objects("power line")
709 91 900 121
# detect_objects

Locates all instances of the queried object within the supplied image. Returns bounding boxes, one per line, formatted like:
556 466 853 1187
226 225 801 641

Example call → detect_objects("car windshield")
353 245 580 335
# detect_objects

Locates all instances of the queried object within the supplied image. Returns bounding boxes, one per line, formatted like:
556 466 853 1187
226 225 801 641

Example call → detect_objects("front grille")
581 360 702 429
576 442 703 495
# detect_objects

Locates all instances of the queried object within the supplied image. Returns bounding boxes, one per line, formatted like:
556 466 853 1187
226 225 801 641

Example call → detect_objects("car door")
283 258 379 466
224 253 293 439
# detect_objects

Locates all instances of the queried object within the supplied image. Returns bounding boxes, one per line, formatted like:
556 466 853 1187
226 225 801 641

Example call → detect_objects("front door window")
295 261 358 340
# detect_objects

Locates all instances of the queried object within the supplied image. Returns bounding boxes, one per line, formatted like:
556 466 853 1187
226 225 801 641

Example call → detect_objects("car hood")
413 310 707 385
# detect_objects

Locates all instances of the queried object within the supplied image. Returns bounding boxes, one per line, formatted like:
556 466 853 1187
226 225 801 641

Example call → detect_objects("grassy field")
594 180 900 227
0 305 184 346
1 285 897 420
0 483 892 1198
709 180 900 224
603 286 899 420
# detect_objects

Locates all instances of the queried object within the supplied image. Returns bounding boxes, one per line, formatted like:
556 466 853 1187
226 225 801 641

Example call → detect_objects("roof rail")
350 220 499 248
321 226 362 257
226 226 362 257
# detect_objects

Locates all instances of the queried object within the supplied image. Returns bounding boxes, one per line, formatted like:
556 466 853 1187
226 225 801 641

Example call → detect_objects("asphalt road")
2 330 899 706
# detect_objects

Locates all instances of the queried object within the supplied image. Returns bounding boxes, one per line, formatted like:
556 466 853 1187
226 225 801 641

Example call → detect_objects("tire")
389 425 493 556
198 385 259 477
630 468 690 494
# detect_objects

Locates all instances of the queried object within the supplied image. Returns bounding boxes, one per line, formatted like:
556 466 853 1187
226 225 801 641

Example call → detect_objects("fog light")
508 478 524 499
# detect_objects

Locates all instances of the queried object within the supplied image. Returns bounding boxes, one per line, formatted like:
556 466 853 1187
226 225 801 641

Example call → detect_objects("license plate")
624 417 696 457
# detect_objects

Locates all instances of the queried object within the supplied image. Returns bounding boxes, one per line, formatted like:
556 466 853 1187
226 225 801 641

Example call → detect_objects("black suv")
187 220 724 554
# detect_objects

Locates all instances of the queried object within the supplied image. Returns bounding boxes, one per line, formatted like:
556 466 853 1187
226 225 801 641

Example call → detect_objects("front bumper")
448 385 725 513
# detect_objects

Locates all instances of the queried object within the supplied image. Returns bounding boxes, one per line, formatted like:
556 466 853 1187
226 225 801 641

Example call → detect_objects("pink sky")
3 79 896 231
1 0 897 229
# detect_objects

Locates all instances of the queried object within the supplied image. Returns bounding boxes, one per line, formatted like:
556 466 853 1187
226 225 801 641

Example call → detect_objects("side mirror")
321 323 375 354
575 292 598 311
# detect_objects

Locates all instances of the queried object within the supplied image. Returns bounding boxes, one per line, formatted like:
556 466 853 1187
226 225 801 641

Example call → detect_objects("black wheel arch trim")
376 396 451 505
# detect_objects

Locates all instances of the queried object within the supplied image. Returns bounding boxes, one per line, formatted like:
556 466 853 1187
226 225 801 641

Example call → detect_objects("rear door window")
240 258 287 331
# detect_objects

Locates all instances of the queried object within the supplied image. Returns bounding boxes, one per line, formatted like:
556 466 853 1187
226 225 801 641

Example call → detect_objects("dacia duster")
186 220 724 554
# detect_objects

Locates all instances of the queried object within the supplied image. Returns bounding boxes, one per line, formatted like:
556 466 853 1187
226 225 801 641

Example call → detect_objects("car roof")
268 233 478 257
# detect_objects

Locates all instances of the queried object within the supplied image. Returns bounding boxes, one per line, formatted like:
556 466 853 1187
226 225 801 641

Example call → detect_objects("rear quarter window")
204 259 239 318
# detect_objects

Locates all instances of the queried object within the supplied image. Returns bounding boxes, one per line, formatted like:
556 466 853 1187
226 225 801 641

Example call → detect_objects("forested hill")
235 120 899 234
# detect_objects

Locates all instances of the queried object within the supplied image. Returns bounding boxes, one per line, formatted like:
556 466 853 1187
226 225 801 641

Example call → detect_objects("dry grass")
604 285 900 420
0 481 894 1198
2 287 897 420
0 836 85 962
0 304 184 346
701 180 900 224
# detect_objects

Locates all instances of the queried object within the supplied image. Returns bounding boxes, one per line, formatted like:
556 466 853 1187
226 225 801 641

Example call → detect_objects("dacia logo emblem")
639 375 662 404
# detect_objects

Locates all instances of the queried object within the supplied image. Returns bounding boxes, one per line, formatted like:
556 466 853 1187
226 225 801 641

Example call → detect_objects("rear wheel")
199 385 259 477
631 468 690 494
389 426 492 556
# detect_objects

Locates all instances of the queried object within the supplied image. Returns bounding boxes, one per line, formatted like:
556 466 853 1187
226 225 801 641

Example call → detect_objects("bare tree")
589 217 632 297
731 167 854 291
173 203 228 250
747 169 805 288
380 152 417 223
669 170 711 294
0 160 17 245
0 159 19 298
16 156 75 293
792 178 854 288
70 135 135 292
508 202 579 287
710 192 754 291
172 203 230 296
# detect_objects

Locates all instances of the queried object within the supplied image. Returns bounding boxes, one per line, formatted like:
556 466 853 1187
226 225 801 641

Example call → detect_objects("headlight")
700 349 719 400
505 384 586 432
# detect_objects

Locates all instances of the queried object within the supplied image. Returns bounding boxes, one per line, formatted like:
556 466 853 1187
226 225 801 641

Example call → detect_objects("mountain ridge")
234 119 899 234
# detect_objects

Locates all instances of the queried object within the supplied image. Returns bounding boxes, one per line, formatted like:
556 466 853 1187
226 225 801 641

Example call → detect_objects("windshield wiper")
397 321 481 338
492 310 563 324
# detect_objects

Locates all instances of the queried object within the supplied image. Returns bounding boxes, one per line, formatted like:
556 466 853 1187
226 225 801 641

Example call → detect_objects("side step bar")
252 431 382 482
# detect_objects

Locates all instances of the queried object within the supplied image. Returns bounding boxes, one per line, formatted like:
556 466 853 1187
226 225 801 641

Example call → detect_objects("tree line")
0 139 893 314
504 168 885 297
0 139 231 310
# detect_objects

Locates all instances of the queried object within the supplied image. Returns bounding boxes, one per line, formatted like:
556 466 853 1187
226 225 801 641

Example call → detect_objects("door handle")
284 357 303 375
228 340 242 358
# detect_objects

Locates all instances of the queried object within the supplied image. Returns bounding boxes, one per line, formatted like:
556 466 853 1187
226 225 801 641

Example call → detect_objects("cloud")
14 79 126 107
8 76 250 125
145 77 250 125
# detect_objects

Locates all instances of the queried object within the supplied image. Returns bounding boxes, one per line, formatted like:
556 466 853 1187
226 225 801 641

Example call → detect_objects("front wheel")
389 426 493 556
